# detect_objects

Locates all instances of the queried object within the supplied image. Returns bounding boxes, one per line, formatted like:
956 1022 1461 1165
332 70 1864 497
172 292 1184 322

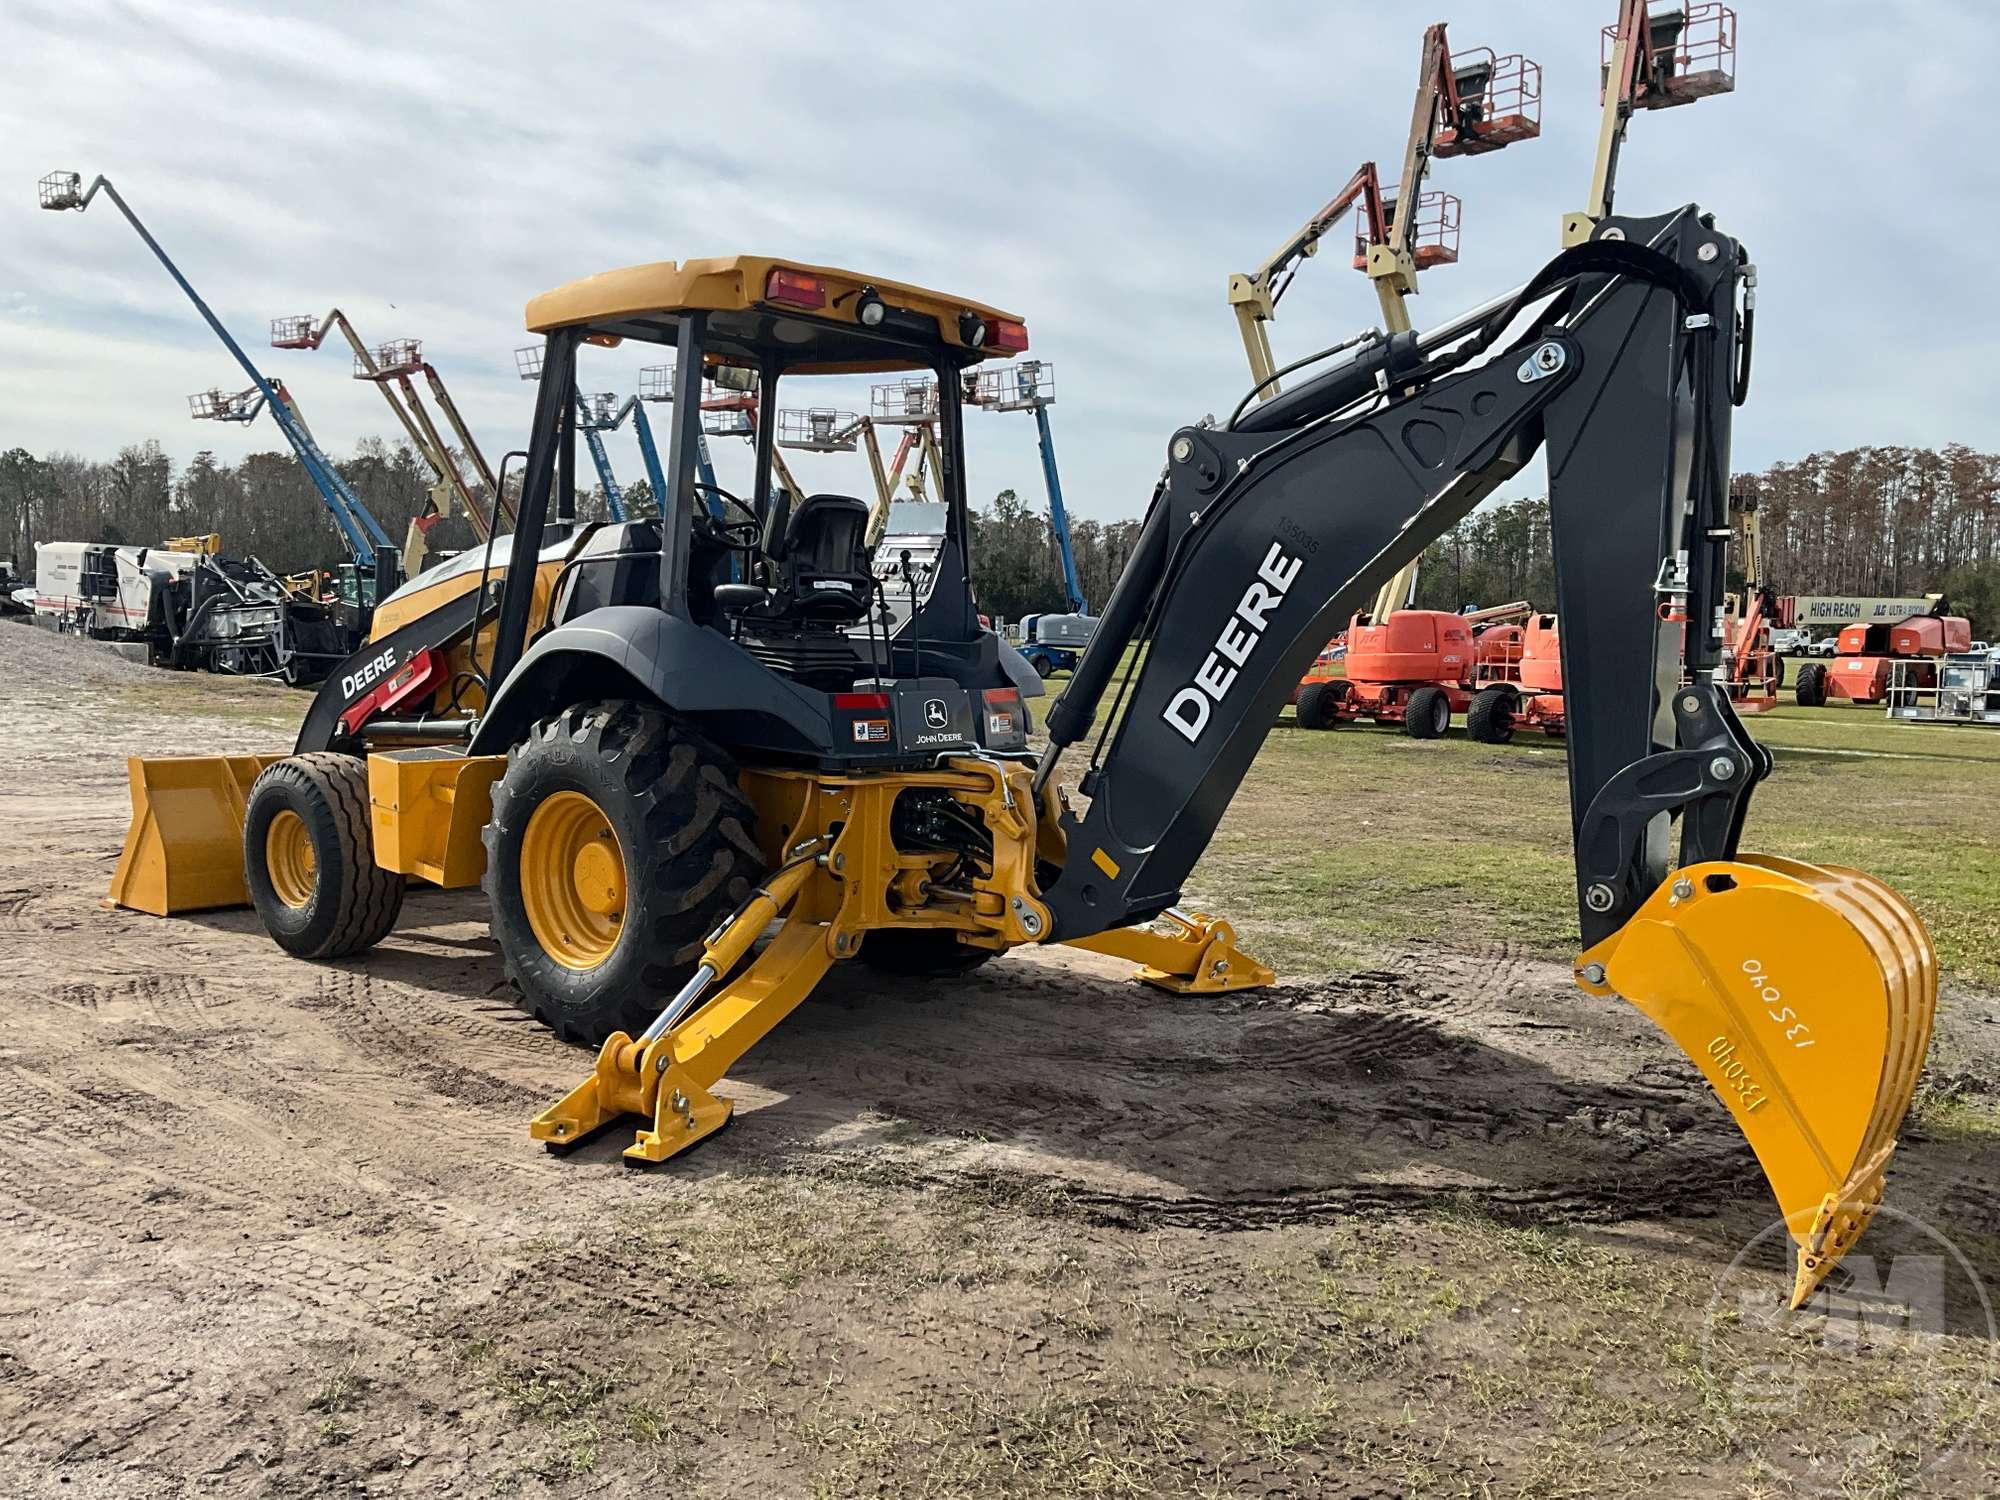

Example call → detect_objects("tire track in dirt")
691 946 1759 1234
302 965 564 1109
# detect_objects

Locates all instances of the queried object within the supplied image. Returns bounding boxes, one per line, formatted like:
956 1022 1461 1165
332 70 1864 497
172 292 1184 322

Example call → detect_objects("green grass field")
1039 648 2000 994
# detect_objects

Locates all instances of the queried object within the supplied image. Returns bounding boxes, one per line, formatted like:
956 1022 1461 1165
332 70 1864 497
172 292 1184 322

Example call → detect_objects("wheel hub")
264 808 317 909
520 790 627 970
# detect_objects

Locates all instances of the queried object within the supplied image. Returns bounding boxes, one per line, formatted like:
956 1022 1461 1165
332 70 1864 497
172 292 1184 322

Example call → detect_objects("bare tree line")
1415 446 2000 634
0 439 1136 623
8 436 1994 636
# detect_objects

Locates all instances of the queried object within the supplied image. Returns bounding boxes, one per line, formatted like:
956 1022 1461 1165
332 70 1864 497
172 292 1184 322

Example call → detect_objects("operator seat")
716 493 874 628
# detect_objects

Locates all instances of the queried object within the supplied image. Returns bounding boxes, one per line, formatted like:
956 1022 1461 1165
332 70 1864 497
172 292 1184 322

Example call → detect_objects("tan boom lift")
1228 21 1542 622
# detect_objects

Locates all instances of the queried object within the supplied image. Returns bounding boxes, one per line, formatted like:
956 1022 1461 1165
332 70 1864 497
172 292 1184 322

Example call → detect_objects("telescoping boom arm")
38 173 395 567
1038 205 1933 1309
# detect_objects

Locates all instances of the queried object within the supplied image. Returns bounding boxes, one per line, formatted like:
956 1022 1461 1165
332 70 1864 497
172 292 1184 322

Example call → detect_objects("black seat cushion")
779 494 873 624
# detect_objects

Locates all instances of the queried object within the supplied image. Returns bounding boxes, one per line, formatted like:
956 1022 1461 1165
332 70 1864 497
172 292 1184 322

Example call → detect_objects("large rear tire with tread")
1465 686 1517 744
1404 684 1452 740
1795 662 1829 708
483 702 765 1047
244 753 406 959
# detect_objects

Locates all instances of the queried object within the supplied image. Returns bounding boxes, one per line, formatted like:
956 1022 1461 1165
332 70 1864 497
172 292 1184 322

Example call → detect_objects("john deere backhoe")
101 214 1932 1307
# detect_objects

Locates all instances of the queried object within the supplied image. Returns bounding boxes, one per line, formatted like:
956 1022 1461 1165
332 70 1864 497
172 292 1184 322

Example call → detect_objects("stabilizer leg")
529 859 831 1165
1066 907 1276 994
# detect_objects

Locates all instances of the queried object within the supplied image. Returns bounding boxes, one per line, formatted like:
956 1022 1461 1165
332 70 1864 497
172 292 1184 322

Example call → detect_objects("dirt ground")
1 623 1995 1498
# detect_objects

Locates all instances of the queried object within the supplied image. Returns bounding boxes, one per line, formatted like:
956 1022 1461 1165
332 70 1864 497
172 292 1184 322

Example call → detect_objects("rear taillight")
989 319 1029 353
765 268 827 310
833 691 891 709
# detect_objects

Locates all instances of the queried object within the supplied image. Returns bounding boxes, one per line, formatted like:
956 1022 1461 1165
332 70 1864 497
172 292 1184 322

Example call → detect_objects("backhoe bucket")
1576 855 1936 1308
107 754 282 916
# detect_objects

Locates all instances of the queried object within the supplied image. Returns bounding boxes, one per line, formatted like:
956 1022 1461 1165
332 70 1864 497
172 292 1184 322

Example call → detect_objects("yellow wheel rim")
520 790 627 971
265 809 318 909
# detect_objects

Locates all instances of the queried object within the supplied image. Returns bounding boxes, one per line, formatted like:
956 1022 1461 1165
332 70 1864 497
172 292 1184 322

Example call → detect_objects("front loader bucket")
107 754 283 916
1576 855 1936 1308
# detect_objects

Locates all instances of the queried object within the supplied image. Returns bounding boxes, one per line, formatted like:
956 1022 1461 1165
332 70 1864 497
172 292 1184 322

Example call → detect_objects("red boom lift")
1797 613 1974 706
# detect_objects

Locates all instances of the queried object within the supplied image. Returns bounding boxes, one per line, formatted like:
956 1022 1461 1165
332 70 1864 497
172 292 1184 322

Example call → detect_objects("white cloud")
4 0 1996 529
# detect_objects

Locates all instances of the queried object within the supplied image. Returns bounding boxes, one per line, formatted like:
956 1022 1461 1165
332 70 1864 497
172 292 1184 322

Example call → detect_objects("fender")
467 606 834 757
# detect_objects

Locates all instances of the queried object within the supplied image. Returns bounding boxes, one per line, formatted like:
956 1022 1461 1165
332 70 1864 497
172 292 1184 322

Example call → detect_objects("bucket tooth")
1575 857 1936 1305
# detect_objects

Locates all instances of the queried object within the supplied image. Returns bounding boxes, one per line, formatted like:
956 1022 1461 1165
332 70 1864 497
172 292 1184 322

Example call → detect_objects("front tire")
1405 684 1452 739
1465 686 1517 744
483 702 764 1046
1295 680 1335 730
1795 662 1829 707
244 753 406 958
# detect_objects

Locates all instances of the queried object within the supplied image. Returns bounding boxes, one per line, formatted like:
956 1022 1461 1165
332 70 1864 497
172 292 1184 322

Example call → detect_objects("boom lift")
774 407 924 527
1566 1 1738 247
38 173 405 607
271 312 512 567
1231 25 1542 658
105 220 1932 1309
964 359 1095 676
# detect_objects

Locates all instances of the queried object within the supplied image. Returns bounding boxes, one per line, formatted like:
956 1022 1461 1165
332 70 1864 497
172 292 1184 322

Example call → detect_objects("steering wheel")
691 483 763 547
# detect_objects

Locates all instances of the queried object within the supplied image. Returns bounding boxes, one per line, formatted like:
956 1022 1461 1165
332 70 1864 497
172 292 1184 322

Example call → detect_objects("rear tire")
1295 680 1340 730
1795 662 1829 708
483 701 765 1046
244 753 406 958
1404 684 1452 739
1465 686 1517 744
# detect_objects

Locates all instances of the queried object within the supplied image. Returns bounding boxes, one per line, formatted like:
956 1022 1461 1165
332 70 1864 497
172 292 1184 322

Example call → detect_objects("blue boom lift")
39 172 402 609
967 359 1094 676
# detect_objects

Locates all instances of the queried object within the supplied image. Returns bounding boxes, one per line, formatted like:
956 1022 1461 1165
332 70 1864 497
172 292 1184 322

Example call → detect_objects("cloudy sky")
4 0 1996 523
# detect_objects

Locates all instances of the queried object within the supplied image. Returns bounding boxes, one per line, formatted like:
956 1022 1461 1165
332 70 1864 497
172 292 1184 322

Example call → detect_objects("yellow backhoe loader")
86 236 1929 1307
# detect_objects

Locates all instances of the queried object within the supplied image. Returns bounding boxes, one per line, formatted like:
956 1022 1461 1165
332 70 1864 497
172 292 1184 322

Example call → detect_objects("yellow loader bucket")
1576 855 1936 1308
107 754 284 916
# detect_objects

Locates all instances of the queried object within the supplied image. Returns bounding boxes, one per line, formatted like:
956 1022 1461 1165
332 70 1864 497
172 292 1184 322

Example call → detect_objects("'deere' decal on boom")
1163 541 1303 743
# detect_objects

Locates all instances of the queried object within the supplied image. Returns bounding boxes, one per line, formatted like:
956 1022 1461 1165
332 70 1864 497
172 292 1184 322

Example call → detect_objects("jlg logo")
1742 958 1816 1049
1164 541 1303 744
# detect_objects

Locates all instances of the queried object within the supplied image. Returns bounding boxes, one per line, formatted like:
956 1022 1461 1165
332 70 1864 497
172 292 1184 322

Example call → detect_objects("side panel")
466 606 835 757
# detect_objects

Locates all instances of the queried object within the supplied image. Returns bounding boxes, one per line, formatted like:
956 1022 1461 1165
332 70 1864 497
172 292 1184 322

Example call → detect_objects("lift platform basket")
870 377 940 424
967 360 1055 412
1607 1 1737 109
187 387 256 422
1435 48 1543 157
362 339 423 379
269 315 320 350
37 171 84 211
776 408 861 451
514 345 544 380
1355 191 1461 270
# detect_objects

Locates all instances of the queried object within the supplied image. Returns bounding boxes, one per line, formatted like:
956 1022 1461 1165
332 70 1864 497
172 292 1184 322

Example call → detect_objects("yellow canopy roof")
524 255 1025 374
